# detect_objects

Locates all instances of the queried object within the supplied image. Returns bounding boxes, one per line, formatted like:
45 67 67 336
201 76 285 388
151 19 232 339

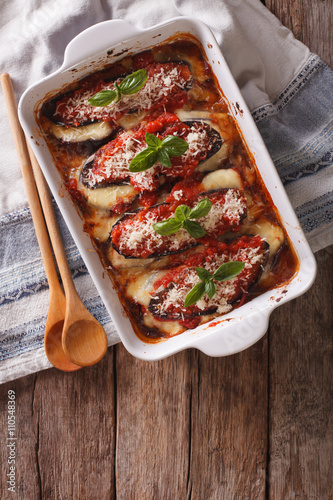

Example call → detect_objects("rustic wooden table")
1 1 332 498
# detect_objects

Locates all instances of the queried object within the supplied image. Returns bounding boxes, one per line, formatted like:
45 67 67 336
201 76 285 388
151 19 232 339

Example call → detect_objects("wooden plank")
0 375 39 498
115 346 192 499
189 340 268 499
0 350 116 499
268 247 333 499
115 339 268 499
262 2 333 498
35 349 116 499
265 0 333 67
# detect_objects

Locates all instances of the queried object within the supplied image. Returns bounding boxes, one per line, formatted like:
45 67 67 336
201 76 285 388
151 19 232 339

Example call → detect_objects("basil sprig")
153 198 212 239
129 132 189 173
88 69 148 106
184 261 246 307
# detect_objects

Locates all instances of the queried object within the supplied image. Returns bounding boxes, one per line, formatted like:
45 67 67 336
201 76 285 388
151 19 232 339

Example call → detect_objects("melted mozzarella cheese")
47 118 114 143
200 169 242 190
143 311 186 336
126 270 168 307
86 185 138 210
240 217 284 257
85 213 119 243
116 110 147 130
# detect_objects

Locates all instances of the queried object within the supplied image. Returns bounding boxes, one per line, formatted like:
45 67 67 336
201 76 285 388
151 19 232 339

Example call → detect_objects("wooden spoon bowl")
62 288 108 366
45 284 81 372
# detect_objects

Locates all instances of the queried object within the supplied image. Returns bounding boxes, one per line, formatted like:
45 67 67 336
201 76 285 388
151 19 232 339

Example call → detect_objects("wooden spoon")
28 146 108 366
1 73 108 368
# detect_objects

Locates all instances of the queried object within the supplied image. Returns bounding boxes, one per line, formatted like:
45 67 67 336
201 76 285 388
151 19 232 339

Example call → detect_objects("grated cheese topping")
181 128 211 162
200 189 246 231
171 190 184 201
116 211 191 255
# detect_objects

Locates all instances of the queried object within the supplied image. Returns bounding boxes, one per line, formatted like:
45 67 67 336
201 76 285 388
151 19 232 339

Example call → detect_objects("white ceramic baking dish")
18 17 317 360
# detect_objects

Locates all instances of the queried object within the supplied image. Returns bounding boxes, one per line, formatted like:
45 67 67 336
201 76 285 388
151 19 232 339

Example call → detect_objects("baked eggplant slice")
111 188 247 258
42 61 193 147
79 113 224 193
166 168 243 205
44 62 192 131
41 94 120 148
148 235 269 321
79 130 159 191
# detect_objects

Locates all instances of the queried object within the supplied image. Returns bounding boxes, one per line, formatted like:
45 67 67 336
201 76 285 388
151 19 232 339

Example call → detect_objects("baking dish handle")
61 20 142 70
191 308 271 357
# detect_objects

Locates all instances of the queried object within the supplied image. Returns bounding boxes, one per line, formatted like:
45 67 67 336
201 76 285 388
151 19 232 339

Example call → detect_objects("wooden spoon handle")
26 144 77 297
0 72 60 292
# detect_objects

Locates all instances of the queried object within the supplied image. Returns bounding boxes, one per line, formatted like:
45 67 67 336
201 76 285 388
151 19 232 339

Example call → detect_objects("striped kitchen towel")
0 0 332 383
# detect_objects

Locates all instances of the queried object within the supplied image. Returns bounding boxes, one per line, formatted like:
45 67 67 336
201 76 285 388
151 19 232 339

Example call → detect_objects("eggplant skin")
148 235 269 321
110 188 247 259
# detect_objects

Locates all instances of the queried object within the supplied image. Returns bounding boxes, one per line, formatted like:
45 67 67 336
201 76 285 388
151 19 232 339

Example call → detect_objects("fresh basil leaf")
174 205 191 222
129 131 189 173
189 198 212 219
88 89 117 106
152 218 182 236
212 261 245 281
184 282 206 307
145 133 161 149
195 267 211 282
205 280 216 300
128 148 157 172
88 69 147 107
161 135 189 157
114 82 122 103
157 148 172 169
118 69 148 95
183 220 206 239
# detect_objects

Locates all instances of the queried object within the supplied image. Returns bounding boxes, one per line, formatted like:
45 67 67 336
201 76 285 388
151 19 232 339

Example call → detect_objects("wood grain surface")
1 1 332 499
268 247 333 500
265 0 333 67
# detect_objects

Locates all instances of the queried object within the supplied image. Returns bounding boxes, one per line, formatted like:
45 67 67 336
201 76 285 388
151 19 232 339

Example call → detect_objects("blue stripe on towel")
296 191 333 232
252 55 325 122
281 150 332 186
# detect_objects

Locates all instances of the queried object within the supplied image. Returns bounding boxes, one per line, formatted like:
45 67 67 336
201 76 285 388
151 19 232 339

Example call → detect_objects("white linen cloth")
0 0 332 383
